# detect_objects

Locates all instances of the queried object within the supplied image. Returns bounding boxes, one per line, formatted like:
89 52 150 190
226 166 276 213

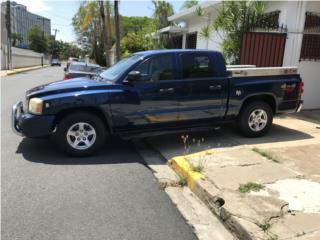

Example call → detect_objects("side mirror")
124 71 140 83
64 67 67 72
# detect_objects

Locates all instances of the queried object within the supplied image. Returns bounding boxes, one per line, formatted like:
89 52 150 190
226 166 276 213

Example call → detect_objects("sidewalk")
148 112 320 240
0 65 49 77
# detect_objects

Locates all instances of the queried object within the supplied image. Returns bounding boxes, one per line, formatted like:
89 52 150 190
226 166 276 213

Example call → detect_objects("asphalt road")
1 66 197 240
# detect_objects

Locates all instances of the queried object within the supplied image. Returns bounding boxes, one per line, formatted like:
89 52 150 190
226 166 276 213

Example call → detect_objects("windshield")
99 55 142 82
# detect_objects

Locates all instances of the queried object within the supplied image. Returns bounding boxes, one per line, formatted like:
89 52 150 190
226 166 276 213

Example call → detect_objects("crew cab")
12 50 303 156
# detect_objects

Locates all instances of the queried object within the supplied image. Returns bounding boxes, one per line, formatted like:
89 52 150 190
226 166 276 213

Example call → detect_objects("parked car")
66 57 79 69
51 59 61 66
64 62 101 80
12 50 303 156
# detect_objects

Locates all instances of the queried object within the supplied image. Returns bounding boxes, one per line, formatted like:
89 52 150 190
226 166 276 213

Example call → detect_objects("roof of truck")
135 49 221 56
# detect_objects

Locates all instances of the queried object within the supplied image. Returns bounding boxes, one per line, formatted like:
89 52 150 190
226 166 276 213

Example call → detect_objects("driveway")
147 111 320 160
1 66 197 240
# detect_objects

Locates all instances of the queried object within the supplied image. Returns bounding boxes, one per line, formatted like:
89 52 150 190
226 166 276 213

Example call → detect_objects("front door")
110 54 180 131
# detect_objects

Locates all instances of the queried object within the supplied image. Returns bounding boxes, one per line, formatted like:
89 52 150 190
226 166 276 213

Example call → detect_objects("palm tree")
99 0 110 67
152 0 174 29
114 0 120 62
181 0 198 10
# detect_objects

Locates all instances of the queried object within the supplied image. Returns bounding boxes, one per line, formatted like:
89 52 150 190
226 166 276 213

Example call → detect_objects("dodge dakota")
12 50 304 156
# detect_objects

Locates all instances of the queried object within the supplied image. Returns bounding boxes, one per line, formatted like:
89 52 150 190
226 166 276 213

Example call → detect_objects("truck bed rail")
227 66 298 77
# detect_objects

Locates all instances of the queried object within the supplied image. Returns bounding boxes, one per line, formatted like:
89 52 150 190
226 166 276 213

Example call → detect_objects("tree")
99 1 110 67
72 1 106 65
213 1 265 64
27 26 47 53
121 16 154 36
152 0 174 29
181 0 198 10
114 0 120 62
10 32 23 47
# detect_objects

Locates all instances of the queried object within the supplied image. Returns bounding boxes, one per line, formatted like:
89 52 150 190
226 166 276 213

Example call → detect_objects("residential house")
162 1 320 109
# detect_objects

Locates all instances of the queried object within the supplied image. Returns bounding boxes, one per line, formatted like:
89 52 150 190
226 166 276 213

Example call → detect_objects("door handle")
159 88 175 93
209 85 222 90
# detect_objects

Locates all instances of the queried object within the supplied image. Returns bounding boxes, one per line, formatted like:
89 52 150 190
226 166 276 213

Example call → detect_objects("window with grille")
255 11 280 29
186 32 197 49
300 12 320 61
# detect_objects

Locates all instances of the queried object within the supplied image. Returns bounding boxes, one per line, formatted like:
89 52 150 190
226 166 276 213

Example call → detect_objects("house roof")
168 1 221 22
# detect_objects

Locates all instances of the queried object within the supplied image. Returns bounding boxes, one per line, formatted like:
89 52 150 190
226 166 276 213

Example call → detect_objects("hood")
26 77 114 98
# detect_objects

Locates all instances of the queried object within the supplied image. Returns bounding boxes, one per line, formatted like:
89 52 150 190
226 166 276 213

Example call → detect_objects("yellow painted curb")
169 156 204 190
1 65 49 77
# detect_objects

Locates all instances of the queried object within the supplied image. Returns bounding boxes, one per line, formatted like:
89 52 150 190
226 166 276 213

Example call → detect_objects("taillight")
298 82 304 97
64 73 71 80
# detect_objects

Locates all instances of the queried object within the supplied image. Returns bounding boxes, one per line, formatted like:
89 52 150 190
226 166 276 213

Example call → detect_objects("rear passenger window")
181 54 214 79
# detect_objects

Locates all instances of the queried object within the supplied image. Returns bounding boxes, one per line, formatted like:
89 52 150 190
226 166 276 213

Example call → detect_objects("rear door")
177 53 228 124
110 54 180 131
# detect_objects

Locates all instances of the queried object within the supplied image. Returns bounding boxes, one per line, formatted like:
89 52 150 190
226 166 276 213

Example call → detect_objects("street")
1 66 197 240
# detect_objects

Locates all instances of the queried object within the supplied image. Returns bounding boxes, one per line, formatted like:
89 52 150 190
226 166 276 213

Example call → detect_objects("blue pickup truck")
12 50 303 156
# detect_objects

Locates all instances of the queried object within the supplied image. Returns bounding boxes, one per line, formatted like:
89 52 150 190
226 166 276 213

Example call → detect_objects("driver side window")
134 55 174 82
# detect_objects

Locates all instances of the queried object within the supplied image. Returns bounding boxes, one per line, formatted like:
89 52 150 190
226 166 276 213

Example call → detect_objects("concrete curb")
168 151 254 240
1 65 49 77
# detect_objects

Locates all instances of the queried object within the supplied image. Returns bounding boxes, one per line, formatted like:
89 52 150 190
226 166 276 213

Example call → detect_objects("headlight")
28 98 43 115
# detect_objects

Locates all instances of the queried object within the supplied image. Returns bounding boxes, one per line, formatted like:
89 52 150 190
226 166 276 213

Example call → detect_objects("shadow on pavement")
145 123 315 160
16 136 149 166
16 122 314 165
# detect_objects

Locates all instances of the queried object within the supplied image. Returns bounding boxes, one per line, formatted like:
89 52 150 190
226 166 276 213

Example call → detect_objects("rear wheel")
238 101 273 137
55 112 106 157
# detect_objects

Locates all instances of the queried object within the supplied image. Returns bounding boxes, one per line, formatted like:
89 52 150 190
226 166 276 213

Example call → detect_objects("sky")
8 0 194 43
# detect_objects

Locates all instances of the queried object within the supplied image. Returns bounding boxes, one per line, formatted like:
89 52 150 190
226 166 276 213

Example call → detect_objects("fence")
240 32 287 67
1 46 50 70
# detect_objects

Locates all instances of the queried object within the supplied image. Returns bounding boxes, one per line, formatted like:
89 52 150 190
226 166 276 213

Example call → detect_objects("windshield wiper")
92 74 105 82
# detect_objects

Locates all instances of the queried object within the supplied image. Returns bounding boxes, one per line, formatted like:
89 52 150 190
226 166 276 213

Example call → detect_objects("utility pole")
52 28 59 58
37 16 45 66
6 0 12 70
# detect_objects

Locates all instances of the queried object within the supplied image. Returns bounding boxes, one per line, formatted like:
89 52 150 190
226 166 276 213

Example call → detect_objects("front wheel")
55 112 106 157
238 101 273 137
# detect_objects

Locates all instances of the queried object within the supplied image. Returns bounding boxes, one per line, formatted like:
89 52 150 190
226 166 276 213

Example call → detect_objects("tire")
237 101 273 137
55 112 106 157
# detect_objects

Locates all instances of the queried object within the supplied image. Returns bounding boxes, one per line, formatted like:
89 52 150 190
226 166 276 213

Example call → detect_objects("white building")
163 1 320 109
1 1 51 48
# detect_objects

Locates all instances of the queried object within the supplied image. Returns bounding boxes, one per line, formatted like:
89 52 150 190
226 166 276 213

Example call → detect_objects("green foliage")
252 147 280 163
120 31 155 58
46 37 82 60
195 6 204 17
257 219 271 232
213 0 265 64
238 182 265 193
121 16 154 36
152 0 174 29
199 25 211 39
72 1 107 65
191 163 204 173
10 32 23 47
178 176 188 187
27 26 47 53
181 0 198 10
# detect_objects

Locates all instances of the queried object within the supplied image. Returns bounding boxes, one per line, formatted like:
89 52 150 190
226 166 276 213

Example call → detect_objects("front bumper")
12 101 55 138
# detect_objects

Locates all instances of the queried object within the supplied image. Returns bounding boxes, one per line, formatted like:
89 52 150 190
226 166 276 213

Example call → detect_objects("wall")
183 10 223 51
265 1 320 109
1 46 49 70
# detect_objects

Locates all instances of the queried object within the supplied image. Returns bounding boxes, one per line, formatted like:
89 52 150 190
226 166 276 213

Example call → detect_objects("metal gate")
240 32 287 67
